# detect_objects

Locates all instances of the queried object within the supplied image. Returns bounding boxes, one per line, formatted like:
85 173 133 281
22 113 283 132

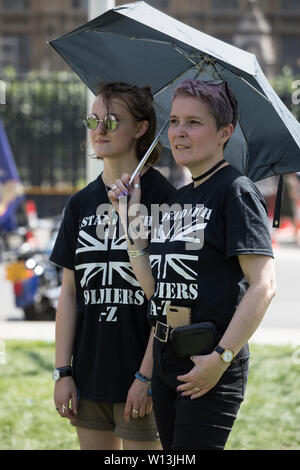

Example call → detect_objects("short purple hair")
172 79 238 130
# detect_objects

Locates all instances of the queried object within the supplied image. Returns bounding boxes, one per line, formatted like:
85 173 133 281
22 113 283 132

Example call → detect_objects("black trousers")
152 339 249 450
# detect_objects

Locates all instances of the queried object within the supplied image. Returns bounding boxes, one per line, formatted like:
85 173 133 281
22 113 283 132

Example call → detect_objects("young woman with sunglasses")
109 79 276 450
50 82 174 450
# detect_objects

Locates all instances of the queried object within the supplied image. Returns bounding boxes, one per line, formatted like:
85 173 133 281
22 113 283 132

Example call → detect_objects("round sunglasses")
83 113 137 132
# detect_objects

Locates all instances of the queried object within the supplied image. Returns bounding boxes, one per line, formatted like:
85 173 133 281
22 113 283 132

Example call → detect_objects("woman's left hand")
177 352 228 399
124 378 152 422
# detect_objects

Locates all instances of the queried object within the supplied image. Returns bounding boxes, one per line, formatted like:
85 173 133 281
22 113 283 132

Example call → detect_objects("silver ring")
193 387 200 392
134 184 140 189
112 184 118 191
61 404 67 413
132 409 139 414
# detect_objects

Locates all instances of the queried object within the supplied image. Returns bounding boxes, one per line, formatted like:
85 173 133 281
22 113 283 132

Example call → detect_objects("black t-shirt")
50 167 175 402
148 165 273 334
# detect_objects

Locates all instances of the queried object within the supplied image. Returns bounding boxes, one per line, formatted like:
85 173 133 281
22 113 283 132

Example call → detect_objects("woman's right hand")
54 376 78 419
108 173 141 216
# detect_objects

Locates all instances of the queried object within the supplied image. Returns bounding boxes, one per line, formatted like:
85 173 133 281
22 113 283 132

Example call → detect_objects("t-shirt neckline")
192 164 230 191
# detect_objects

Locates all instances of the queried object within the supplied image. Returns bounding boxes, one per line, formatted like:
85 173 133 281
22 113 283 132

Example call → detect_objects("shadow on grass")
2 341 54 377
25 350 53 372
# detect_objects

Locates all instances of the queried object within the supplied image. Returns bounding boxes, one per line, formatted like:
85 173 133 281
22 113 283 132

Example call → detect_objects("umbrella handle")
129 118 169 185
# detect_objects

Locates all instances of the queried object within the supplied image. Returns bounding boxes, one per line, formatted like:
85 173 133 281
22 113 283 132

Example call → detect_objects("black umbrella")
49 1 300 225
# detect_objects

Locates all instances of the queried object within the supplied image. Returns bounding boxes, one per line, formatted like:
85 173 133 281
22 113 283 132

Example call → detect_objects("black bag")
170 322 219 358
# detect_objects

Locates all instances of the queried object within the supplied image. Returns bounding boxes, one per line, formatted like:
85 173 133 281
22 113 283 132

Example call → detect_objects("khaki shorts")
70 398 159 442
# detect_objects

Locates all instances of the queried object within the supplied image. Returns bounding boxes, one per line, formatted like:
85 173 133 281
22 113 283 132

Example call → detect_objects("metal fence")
0 73 87 217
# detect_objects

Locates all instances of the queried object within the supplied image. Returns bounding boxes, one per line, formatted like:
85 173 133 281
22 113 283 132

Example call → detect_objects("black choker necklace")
192 159 226 182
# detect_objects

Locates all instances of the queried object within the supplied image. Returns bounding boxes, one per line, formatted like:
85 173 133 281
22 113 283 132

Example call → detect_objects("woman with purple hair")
109 79 276 450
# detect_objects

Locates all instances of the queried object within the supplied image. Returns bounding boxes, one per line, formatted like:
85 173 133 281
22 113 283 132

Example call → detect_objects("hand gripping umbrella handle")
129 118 169 185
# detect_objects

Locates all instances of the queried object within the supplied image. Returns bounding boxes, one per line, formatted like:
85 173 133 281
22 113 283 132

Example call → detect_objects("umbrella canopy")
49 0 300 184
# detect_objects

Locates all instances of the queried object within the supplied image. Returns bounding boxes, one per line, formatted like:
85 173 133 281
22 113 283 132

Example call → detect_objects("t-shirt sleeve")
49 197 79 270
225 190 274 258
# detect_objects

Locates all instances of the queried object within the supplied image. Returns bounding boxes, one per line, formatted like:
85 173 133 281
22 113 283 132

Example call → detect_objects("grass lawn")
0 340 300 450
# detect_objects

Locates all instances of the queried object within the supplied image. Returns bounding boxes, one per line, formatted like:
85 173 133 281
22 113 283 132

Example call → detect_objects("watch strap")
214 345 225 355
54 366 72 379
214 345 234 364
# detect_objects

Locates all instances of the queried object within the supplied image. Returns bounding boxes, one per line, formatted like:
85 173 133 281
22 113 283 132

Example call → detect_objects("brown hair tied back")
95 81 161 165
143 85 154 99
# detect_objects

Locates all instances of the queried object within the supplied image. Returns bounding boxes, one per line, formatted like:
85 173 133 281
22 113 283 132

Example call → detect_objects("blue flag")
0 118 24 232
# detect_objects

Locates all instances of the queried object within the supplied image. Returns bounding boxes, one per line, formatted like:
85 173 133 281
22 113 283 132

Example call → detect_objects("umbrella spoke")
239 77 270 102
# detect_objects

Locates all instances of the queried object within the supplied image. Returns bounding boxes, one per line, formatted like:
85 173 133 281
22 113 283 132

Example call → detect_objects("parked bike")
4 223 61 321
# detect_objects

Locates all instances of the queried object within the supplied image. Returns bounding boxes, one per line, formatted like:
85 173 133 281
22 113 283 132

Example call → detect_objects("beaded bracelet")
135 371 151 383
135 371 152 396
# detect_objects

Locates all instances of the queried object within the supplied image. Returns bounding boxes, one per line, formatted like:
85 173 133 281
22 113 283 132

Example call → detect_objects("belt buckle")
154 321 169 343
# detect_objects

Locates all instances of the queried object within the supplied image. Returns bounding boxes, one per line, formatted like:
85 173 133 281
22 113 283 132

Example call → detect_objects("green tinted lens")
84 113 119 131
104 114 118 131
85 114 98 130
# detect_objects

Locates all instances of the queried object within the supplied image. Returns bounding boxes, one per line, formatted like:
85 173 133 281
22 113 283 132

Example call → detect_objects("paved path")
0 321 55 341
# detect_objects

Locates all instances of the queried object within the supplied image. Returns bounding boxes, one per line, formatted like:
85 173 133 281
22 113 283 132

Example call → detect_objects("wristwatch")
52 366 72 381
214 346 234 364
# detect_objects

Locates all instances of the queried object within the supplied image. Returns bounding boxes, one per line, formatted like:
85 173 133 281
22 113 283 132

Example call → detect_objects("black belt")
154 321 174 343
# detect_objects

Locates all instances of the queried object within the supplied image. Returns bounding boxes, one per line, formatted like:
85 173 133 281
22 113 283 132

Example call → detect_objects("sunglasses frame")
83 113 138 132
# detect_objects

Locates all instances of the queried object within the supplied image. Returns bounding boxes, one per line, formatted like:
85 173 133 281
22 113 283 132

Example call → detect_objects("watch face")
53 369 60 381
222 350 233 363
